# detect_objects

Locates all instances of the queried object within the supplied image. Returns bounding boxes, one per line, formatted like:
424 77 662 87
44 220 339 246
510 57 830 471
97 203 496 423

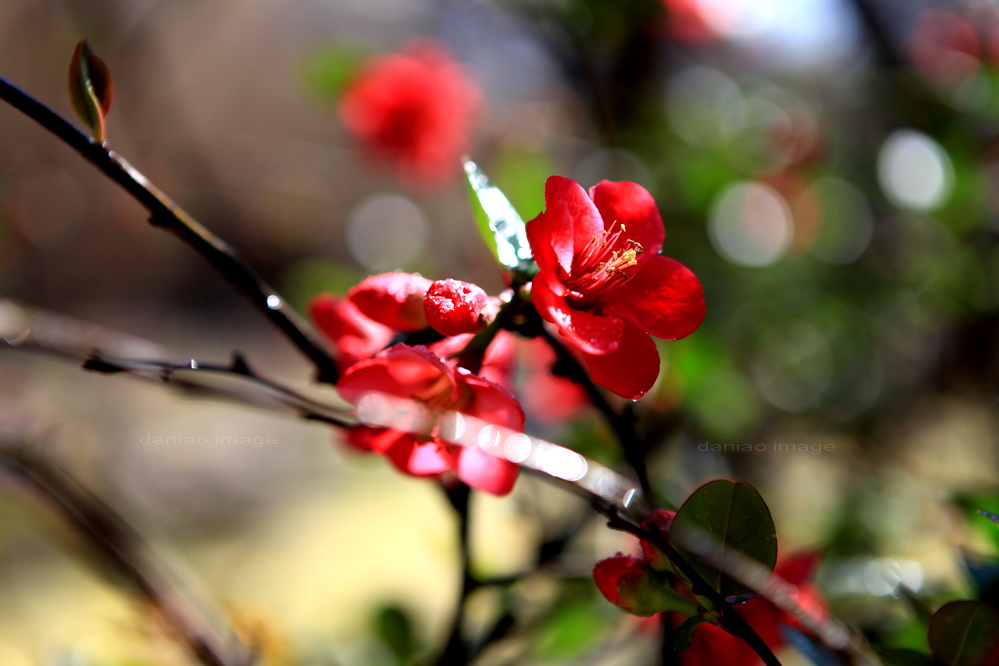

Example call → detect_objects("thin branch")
537 325 652 499
435 483 474 665
1 299 354 428
0 75 339 384
596 505 783 666
0 441 255 666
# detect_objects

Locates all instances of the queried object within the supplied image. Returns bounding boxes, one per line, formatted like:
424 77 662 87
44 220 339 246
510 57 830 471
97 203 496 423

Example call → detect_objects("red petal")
339 344 449 394
593 556 648 606
453 447 519 496
424 279 488 336
463 373 526 430
532 280 624 356
309 294 394 370
589 181 665 256
348 272 432 331
383 438 451 476
580 326 661 399
527 176 603 276
603 255 705 341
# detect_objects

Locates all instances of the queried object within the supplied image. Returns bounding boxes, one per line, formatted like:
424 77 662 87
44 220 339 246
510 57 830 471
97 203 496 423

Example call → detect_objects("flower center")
564 224 642 299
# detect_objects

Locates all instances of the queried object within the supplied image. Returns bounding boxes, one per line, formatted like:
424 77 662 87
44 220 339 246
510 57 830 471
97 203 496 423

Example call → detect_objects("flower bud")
423 279 489 336
348 272 431 331
639 508 676 572
593 555 679 617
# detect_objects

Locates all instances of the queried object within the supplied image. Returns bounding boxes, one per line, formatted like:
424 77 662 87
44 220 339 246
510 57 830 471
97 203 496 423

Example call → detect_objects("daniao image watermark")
140 433 278 448
698 440 836 455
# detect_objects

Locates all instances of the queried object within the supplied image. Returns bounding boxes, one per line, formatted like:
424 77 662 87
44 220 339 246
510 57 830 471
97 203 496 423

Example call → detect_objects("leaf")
669 480 778 598
929 600 999 666
978 508 999 527
673 615 707 652
68 39 113 144
463 160 533 275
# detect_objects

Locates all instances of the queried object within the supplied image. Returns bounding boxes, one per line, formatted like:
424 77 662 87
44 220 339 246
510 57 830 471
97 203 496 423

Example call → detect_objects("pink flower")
337 344 524 496
526 176 705 399
339 40 481 189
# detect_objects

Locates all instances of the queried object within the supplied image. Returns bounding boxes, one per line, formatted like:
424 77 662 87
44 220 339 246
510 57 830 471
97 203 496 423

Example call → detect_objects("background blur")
1 0 998 663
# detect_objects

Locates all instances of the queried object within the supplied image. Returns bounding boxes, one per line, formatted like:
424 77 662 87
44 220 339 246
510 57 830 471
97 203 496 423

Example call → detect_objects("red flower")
593 555 653 615
310 294 394 371
339 40 481 189
673 551 827 666
348 271 432 331
526 177 705 398
424 279 491 336
337 344 523 496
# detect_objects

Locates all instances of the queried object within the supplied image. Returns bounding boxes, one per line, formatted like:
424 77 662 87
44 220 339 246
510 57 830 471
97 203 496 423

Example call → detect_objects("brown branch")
0 75 339 385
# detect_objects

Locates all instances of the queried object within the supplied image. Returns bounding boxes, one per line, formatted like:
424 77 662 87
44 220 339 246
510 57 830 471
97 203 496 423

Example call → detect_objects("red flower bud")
639 508 676 571
424 279 489 336
593 555 651 612
348 272 432 331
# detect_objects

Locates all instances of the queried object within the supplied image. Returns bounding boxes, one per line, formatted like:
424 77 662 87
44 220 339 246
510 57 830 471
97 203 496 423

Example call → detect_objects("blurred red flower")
337 344 523 496
526 177 705 399
310 294 394 372
339 40 481 189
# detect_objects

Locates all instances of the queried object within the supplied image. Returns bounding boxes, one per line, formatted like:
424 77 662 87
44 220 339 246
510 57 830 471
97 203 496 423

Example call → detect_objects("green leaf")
463 160 533 275
669 480 778 598
68 39 113 144
929 600 999 666
533 600 608 659
673 615 707 652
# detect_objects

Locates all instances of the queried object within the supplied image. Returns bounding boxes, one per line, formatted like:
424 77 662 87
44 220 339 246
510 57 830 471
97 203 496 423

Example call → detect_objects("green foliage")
928 600 999 666
463 159 533 276
669 480 778 598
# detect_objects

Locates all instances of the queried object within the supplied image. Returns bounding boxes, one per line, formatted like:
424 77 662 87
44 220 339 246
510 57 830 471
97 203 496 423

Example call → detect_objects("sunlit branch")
0 76 339 384
0 439 256 666
0 299 354 428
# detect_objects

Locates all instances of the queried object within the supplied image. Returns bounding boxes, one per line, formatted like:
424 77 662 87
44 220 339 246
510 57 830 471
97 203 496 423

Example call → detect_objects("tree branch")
0 75 339 384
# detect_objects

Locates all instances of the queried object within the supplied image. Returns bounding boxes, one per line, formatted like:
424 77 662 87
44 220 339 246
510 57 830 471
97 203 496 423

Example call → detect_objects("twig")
537 325 652 499
435 483 473 665
596 505 783 666
0 441 255 666
1 298 354 428
0 76 339 384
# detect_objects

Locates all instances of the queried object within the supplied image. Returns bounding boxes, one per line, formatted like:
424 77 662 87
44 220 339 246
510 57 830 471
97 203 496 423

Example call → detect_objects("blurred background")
1 0 998 663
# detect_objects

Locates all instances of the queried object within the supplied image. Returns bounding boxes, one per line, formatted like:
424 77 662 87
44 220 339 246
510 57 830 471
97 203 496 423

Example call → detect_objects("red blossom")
337 344 523 496
672 551 827 666
517 337 589 425
526 176 705 398
348 271 432 331
593 555 653 614
424 279 490 336
310 294 394 371
339 40 481 189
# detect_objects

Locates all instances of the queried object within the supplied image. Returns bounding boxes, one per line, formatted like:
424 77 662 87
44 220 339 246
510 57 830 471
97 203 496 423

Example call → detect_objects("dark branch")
0 75 339 384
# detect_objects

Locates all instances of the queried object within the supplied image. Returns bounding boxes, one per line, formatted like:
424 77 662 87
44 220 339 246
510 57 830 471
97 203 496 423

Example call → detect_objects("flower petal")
589 181 665 256
453 447 519 496
348 272 432 331
383 438 451 476
532 279 624 355
603 255 705 341
527 176 603 276
580 325 661 399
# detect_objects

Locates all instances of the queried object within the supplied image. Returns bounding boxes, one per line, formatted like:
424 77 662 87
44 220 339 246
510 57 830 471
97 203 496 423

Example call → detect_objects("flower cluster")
593 509 826 665
311 171 704 495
